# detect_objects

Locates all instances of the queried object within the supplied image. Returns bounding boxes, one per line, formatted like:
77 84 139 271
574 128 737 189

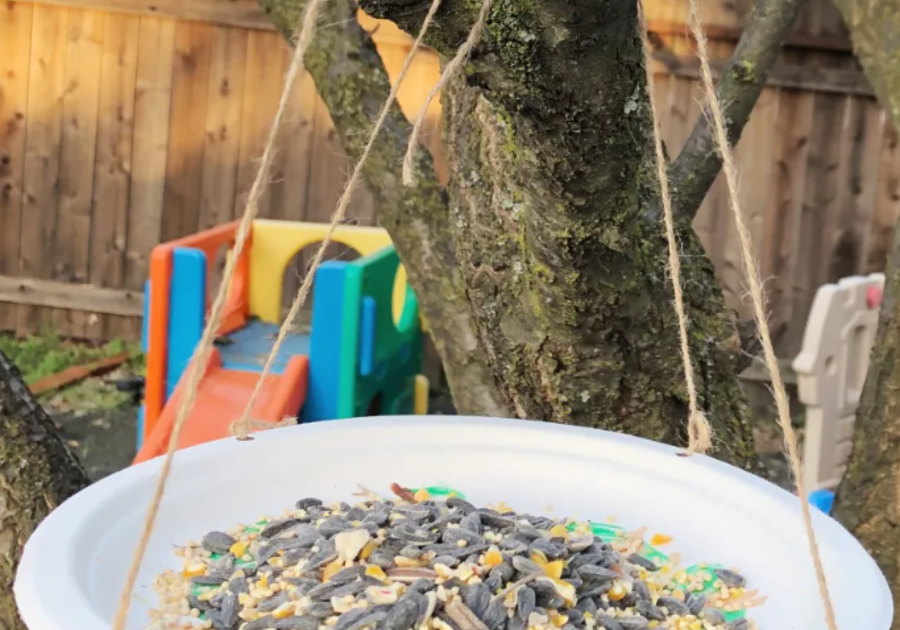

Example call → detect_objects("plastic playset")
133 219 429 464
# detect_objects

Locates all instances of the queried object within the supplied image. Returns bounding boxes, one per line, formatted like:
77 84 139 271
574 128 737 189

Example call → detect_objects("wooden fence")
0 0 896 358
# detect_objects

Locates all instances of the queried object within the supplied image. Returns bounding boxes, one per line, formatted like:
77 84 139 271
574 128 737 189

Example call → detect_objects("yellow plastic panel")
414 374 429 415
249 220 394 323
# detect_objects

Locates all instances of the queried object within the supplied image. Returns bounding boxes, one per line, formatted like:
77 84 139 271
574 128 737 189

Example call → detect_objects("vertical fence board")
126 16 175 291
235 30 285 220
55 9 104 338
18 4 68 335
0 2 33 331
91 13 138 339
160 21 212 241
198 25 247 231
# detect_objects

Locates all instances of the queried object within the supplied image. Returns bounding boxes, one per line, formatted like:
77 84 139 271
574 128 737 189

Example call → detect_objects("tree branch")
667 0 807 221
830 0 900 127
258 0 510 416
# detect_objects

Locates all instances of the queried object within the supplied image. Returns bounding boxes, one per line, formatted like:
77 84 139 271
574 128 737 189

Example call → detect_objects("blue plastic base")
809 489 835 515
218 319 310 374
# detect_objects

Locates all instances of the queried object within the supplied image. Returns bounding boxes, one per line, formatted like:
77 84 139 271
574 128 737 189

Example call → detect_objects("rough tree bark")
829 0 900 616
0 349 90 628
259 0 801 469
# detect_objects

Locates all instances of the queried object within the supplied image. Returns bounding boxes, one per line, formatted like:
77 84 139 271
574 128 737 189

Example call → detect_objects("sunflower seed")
516 587 536 619
530 538 567 560
275 617 321 630
499 538 530 555
443 527 484 546
394 505 433 522
703 609 727 625
301 543 338 573
616 618 649 630
318 516 351 537
511 556 544 576
480 599 508 630
228 575 249 594
631 580 650 601
329 565 365 583
507 616 526 630
258 592 291 612
626 553 657 571
577 565 619 583
262 518 305 539
566 535 594 553
284 577 319 593
188 594 212 612
460 512 483 534
431 555 460 569
392 523 439 545
484 575 502 593
334 608 370 630
685 593 706 615
363 510 391 527
368 549 397 569
595 614 624 630
477 511 516 530
656 597 690 617
305 602 335 618
725 621 749 630
714 568 747 588
401 545 425 560
634 602 665 622
446 497 477 514
575 597 597 617
243 616 277 630
490 561 514 584
296 498 323 510
201 531 236 554
566 609 584 627
217 592 239 628
383 597 419 630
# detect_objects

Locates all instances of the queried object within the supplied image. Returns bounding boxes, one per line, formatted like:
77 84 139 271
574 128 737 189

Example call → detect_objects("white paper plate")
14 416 892 630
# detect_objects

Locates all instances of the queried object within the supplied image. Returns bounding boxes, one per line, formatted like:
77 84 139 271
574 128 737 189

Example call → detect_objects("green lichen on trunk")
832 0 900 126
260 0 510 417
260 0 758 469
833 227 900 622
828 0 900 610
0 349 90 628
428 0 756 465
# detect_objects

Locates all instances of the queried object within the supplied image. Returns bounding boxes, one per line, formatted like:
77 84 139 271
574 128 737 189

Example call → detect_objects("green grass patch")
0 332 145 412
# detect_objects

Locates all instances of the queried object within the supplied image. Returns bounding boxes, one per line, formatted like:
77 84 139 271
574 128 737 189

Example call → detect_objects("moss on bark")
828 1 900 610
0 349 90 628
260 0 759 469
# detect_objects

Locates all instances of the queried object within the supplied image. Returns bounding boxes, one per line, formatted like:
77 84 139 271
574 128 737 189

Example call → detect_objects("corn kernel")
182 563 206 578
650 534 672 546
229 541 248 557
549 525 569 540
607 582 627 601
414 488 431 502
322 559 344 582
365 565 387 582
531 551 549 565
484 547 503 567
543 560 564 581
272 602 296 619
361 541 377 561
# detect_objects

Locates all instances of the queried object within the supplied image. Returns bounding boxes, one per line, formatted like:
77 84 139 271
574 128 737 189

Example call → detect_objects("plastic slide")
133 348 308 464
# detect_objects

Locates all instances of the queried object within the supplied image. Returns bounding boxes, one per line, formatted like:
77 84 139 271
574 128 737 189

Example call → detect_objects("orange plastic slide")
133 348 308 465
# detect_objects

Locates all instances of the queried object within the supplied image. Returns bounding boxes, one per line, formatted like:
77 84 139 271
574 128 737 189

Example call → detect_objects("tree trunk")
0 349 90 628
259 0 767 468
829 1 900 614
